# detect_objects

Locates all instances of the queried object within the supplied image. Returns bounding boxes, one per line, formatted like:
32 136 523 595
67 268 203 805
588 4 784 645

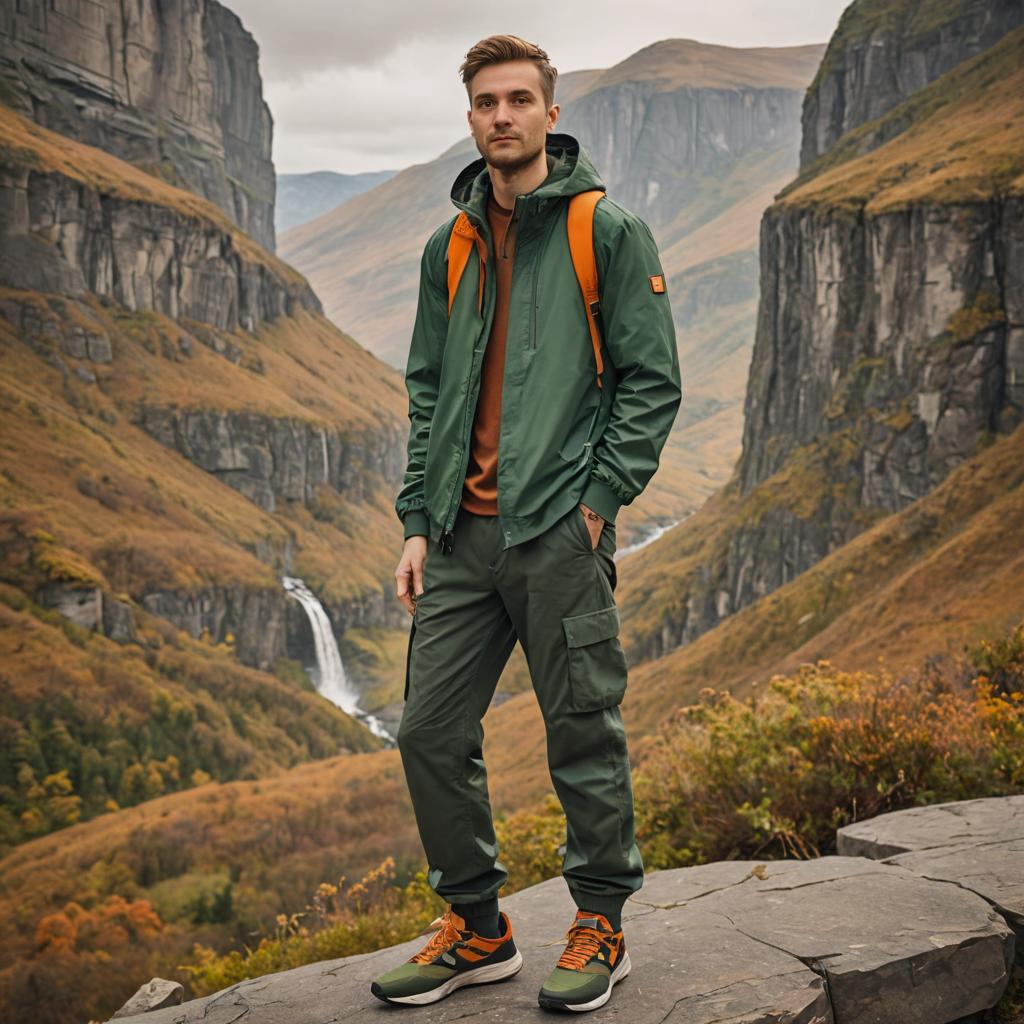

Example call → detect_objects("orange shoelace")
557 922 606 970
409 911 463 964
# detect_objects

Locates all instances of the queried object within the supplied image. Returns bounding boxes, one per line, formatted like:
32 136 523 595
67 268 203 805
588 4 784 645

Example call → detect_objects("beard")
478 130 546 172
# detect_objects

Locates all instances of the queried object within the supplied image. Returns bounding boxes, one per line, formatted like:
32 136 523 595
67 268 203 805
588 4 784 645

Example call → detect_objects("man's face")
466 60 558 173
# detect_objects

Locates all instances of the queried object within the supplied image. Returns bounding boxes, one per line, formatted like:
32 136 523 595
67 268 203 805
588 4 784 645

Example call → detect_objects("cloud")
266 40 472 172
233 0 852 173
235 0 565 83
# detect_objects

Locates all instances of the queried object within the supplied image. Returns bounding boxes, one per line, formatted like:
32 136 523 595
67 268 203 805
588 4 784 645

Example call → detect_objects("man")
371 34 681 1013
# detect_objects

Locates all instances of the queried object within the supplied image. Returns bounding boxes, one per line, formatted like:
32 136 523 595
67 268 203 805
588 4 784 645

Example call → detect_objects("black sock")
582 906 622 931
451 898 502 938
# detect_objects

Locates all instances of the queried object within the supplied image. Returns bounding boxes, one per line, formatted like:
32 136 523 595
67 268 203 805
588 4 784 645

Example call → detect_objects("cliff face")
131 405 405 516
0 0 276 250
619 12 1024 659
740 201 1020 502
0 72 408 677
0 162 318 331
800 0 1024 169
562 81 804 241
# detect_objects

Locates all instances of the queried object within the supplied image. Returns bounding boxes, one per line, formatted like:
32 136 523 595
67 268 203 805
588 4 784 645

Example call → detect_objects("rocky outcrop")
35 581 139 644
106 796 1022 1024
131 406 405 515
125 405 411 659
0 0 277 249
838 794 1024 967
800 0 1024 169
141 585 288 670
0 166 319 331
110 979 183 1020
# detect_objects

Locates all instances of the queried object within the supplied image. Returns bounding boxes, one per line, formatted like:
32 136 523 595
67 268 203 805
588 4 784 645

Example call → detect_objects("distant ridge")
275 169 399 234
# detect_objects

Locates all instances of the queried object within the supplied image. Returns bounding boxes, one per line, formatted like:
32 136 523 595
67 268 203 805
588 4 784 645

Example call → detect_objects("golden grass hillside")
0 101 418 847
4 421 1022 1024
0 294 407 607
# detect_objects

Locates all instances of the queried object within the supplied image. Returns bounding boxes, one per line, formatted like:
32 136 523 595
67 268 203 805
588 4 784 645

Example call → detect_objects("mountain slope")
0 95 415 844
611 17 1024 661
800 0 1024 168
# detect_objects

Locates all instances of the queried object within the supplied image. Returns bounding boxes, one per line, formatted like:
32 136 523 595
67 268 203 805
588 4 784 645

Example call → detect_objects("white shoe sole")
379 948 524 1005
539 949 632 1013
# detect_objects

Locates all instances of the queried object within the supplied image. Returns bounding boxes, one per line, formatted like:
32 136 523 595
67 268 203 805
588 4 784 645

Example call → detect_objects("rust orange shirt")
461 191 516 515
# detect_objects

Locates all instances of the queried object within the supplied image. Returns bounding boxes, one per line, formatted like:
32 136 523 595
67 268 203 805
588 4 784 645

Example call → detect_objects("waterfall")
319 428 329 483
281 576 393 743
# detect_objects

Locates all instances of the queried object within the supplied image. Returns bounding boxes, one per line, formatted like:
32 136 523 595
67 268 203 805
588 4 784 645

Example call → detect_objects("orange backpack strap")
567 189 606 389
446 212 487 317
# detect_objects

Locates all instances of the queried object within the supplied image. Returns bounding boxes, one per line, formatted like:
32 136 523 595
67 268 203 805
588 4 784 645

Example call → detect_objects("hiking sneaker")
537 909 631 1013
369 907 523 1006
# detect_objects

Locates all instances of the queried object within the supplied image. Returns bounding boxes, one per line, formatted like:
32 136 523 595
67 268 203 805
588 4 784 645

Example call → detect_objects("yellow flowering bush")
634 623 1024 869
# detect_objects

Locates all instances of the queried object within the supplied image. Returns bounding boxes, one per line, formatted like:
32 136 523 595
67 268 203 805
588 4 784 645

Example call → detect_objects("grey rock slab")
886 839 1024 960
105 872 831 1024
836 795 1024 859
615 905 831 1024
693 856 1014 1024
837 796 1024 963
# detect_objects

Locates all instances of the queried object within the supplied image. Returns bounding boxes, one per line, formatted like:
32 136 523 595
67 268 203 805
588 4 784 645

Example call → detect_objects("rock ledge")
108 797 1022 1023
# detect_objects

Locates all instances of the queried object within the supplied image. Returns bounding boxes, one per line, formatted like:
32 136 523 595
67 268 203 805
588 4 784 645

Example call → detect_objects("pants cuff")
568 891 628 918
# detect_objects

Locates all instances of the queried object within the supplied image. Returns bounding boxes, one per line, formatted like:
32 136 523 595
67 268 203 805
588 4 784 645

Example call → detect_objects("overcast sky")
233 0 852 176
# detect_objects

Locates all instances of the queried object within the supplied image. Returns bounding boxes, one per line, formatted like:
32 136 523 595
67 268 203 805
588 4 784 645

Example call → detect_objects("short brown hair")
460 34 558 111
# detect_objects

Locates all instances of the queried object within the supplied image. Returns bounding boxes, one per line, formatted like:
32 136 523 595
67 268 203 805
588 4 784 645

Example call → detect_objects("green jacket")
395 132 682 554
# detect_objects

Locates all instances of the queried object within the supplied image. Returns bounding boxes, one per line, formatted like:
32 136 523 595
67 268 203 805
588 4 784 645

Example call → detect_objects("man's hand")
579 503 604 550
396 536 428 615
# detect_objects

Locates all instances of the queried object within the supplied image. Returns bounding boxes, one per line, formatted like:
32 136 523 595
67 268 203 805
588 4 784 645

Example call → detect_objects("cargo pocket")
403 618 416 702
561 605 628 712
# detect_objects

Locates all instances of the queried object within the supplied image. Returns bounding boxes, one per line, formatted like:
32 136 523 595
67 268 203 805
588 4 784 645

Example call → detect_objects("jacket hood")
450 132 606 229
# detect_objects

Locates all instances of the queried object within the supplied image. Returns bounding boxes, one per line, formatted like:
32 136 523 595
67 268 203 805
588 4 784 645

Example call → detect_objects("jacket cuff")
402 508 431 540
580 475 622 524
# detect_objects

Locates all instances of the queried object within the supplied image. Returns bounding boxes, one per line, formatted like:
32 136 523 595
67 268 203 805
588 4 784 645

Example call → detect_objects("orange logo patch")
649 274 666 294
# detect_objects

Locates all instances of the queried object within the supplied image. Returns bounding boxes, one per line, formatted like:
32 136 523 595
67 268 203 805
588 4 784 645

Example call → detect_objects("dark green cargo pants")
397 502 645 919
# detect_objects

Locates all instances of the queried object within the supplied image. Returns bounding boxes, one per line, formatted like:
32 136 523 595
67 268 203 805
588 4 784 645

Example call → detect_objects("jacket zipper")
439 343 484 555
439 210 499 556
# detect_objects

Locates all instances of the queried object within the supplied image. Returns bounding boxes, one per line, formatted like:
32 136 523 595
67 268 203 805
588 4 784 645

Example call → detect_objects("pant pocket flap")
562 605 620 648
